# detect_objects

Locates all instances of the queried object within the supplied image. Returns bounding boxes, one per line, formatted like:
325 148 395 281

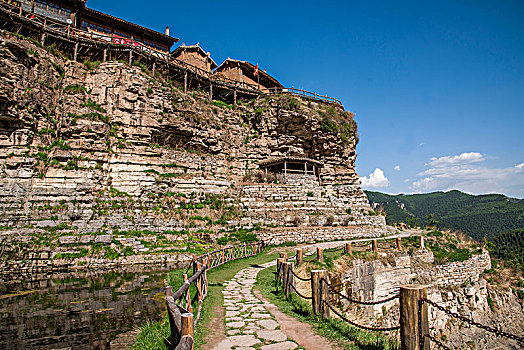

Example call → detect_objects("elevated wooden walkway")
0 0 344 108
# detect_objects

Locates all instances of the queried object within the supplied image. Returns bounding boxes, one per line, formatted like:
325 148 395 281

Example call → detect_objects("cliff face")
0 32 384 246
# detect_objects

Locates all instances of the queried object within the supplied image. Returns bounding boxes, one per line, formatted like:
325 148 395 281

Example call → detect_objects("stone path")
213 261 300 350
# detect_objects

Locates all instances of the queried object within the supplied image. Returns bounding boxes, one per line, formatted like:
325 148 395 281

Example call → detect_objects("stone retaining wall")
257 225 385 245
434 250 491 287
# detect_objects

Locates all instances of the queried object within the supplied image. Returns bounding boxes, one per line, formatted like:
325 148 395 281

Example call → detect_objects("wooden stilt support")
344 242 352 254
400 285 429 350
73 42 78 61
103 49 107 62
184 71 187 93
152 61 155 76
371 239 378 253
233 89 237 105
128 50 132 66
396 237 402 250
209 84 213 101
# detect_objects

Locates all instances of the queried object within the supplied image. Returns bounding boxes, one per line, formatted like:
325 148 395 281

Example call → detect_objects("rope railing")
289 283 312 300
323 300 401 332
289 268 311 282
423 333 452 350
326 280 400 305
421 298 524 344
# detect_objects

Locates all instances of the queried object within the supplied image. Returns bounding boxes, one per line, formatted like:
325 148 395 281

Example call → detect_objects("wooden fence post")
400 285 429 350
286 262 295 298
282 262 289 297
344 242 352 254
276 258 284 283
311 270 325 315
196 261 202 304
280 252 287 261
181 313 194 350
396 237 402 250
371 239 378 253
317 247 323 263
320 272 330 319
192 254 197 275
183 274 193 313
165 286 179 347
296 248 303 266
419 236 425 249
204 257 209 296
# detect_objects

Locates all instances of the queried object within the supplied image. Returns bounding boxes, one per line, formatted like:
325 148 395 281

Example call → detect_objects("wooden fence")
276 237 524 350
265 87 343 107
164 241 263 350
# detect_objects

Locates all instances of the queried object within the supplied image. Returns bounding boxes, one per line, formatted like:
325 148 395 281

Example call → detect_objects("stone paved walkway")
213 261 300 350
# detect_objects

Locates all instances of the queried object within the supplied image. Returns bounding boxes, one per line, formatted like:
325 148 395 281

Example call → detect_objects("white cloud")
426 152 484 167
411 153 524 197
418 142 426 147
361 168 390 188
394 165 400 171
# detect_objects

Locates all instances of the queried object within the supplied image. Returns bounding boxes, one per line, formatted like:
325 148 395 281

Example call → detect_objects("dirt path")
210 261 338 350
253 289 341 350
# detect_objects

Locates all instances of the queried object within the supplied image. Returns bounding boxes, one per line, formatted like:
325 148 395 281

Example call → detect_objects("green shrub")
320 116 338 134
83 59 100 70
81 99 106 113
213 100 232 109
64 84 87 94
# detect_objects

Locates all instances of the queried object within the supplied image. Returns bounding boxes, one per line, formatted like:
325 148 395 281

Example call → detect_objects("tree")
426 214 438 228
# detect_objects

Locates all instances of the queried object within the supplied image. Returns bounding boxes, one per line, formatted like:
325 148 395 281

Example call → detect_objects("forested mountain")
488 228 524 272
365 190 524 240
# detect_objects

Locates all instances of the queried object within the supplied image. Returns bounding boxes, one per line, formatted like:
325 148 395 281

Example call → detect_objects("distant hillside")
488 228 524 272
365 190 524 240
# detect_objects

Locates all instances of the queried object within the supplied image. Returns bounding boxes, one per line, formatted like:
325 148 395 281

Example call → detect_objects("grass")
255 265 399 350
132 247 293 350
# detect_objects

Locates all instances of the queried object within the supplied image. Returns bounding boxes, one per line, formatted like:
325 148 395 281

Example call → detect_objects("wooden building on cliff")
215 58 283 91
172 44 217 72
12 0 178 54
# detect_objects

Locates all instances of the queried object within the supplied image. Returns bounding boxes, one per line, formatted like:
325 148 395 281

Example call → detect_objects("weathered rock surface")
0 32 385 275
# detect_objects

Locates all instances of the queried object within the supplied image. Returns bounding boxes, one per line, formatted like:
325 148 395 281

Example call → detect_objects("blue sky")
89 0 524 198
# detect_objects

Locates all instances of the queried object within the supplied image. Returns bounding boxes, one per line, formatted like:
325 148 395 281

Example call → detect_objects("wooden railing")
164 241 263 349
0 0 344 107
265 87 343 106
277 237 524 350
